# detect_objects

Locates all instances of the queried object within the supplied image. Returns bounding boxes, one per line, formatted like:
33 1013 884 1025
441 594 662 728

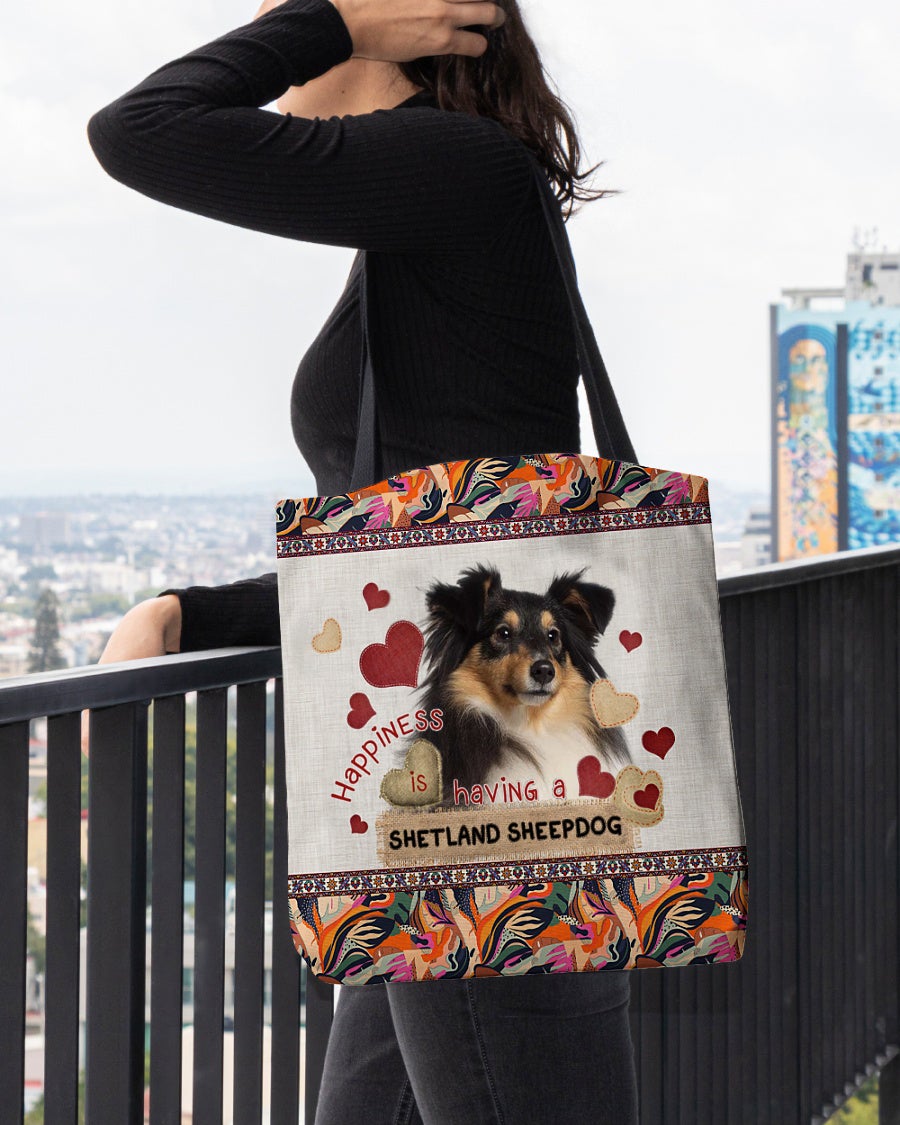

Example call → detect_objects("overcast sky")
2 0 898 498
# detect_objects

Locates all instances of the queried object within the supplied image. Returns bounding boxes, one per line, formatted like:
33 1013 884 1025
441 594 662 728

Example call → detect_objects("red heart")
360 621 424 689
577 756 616 799
363 582 390 611
642 727 675 759
350 814 369 834
347 693 375 729
619 630 643 653
634 783 660 811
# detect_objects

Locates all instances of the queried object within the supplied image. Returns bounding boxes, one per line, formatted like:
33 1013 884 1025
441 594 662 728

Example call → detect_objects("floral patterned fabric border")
276 453 710 553
289 863 748 984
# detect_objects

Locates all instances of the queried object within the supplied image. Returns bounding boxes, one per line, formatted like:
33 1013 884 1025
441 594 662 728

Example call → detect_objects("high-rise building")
771 249 900 562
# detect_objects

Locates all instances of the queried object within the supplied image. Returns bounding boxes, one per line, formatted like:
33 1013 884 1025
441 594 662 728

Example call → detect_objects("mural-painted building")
771 251 900 561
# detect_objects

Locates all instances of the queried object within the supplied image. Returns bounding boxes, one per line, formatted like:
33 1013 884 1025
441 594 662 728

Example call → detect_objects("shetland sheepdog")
416 563 632 807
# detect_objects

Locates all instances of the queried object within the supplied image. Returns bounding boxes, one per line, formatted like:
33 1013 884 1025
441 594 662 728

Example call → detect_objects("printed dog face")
422 564 615 717
411 563 631 805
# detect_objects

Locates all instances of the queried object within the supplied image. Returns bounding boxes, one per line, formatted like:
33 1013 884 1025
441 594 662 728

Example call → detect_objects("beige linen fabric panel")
278 520 744 877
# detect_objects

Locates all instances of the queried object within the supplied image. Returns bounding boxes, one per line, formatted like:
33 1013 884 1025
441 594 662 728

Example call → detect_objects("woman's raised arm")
86 0 532 254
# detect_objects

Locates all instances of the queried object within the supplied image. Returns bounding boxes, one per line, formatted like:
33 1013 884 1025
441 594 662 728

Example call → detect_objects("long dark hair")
396 1 617 219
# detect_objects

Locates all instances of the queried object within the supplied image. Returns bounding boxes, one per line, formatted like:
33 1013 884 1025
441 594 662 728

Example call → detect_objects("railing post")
192 688 228 1125
233 681 267 1123
44 711 84 1122
0 721 29 1125
881 1050 900 1125
149 695 186 1125
270 679 302 1125
84 702 149 1124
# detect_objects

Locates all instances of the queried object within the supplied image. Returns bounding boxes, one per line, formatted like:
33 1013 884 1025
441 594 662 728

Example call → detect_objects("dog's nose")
530 660 555 686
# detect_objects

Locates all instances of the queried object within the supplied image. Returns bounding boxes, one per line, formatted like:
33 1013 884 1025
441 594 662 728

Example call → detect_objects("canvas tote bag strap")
349 249 381 492
348 152 637 492
526 154 638 467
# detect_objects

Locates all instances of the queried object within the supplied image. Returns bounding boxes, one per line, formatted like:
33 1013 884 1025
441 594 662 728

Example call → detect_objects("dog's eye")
547 628 560 644
494 625 512 642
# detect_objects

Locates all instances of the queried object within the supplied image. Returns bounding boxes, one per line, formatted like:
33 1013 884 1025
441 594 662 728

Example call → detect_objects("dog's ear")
425 581 467 630
421 581 467 676
423 565 502 655
548 570 615 641
456 564 503 624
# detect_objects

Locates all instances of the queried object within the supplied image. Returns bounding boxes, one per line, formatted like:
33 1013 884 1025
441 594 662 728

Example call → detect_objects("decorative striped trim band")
287 843 747 896
277 504 712 559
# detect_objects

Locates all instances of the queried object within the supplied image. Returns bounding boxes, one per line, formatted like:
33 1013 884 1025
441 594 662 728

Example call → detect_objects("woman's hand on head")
334 0 506 61
254 0 507 61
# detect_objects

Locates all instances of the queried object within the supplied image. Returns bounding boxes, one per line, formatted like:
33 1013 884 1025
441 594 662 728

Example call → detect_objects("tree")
28 588 65 673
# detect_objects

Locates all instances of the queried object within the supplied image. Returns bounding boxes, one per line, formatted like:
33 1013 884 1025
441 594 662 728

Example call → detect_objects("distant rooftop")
781 248 900 310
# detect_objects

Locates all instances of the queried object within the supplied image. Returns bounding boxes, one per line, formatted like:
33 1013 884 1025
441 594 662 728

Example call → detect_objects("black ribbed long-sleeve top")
87 0 589 650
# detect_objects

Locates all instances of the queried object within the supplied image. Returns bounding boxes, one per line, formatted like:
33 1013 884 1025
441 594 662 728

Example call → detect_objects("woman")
88 0 640 1120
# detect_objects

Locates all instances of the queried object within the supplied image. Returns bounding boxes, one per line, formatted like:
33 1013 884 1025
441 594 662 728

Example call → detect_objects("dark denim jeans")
314 970 638 1125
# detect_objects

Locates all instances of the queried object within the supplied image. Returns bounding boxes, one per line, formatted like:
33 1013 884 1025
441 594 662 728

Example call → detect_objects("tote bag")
275 153 749 985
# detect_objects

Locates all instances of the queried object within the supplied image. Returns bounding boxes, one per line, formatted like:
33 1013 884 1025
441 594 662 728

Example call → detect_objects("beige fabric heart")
615 765 665 826
311 617 341 654
380 740 443 808
590 678 639 727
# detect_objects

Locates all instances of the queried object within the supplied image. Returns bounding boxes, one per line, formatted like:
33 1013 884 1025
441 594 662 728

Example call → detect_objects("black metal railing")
1 545 898 1124
707 543 899 1125
0 648 336 1125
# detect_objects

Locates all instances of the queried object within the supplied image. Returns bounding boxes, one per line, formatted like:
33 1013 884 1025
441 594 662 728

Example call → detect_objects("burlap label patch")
375 799 640 867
